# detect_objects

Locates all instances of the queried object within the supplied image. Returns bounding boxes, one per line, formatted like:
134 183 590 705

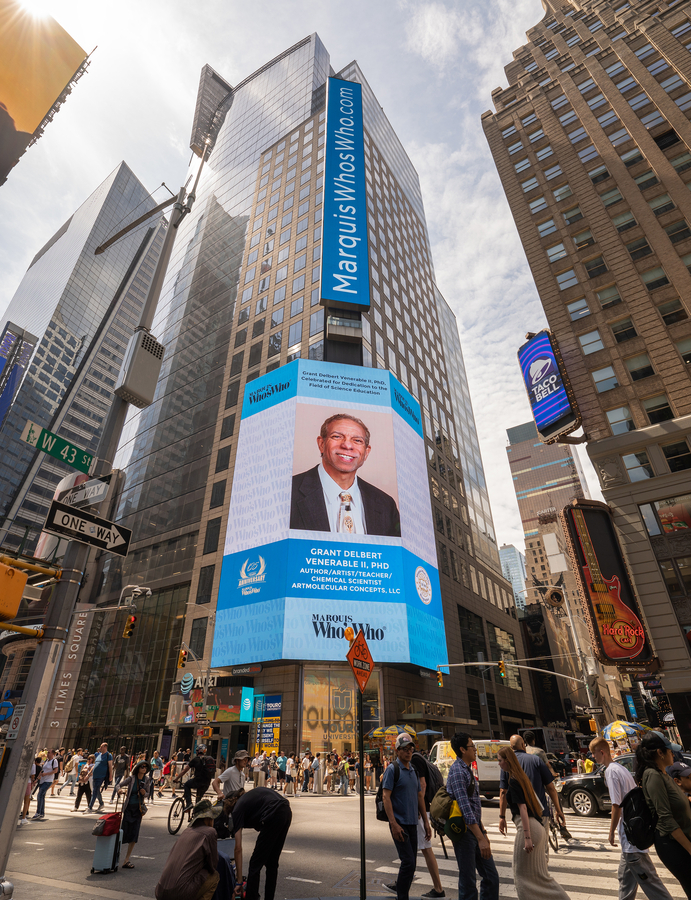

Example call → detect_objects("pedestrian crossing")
16 785 177 825
376 815 687 899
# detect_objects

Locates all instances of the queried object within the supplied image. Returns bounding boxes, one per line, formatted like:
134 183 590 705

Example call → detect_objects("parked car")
556 752 691 817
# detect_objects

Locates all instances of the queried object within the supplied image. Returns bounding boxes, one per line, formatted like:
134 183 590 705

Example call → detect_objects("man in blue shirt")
382 733 431 900
88 742 113 812
446 732 499 900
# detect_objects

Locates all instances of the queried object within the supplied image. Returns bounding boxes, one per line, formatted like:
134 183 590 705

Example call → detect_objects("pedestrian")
338 755 349 795
213 749 249 798
74 754 95 811
523 731 557 776
32 748 58 820
285 753 296 794
251 754 262 787
155 799 223 900
226 785 293 900
365 753 373 793
636 731 691 898
110 746 131 802
88 742 113 813
447 731 499 900
404 743 446 899
381 733 431 900
589 736 673 900
150 749 164 801
269 751 278 789
59 749 81 797
19 761 37 825
499 734 566 858
51 748 65 796
277 750 287 791
118 759 152 869
176 744 215 810
667 760 691 797
301 751 311 792
326 754 334 793
497 747 569 900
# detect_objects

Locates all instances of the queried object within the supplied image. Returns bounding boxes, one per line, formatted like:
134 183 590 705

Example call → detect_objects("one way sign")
44 500 132 557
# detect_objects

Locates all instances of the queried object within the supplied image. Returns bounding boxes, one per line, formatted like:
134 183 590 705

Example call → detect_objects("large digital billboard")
561 499 656 668
518 330 580 442
212 360 447 671
320 76 370 310
0 1 87 184
0 322 36 429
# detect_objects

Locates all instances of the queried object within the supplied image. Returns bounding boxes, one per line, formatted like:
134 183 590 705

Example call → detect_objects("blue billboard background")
212 360 447 672
518 330 578 438
320 76 370 309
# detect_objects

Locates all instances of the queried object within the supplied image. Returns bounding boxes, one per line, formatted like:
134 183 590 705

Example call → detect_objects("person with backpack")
381 733 431 900
384 742 445 899
109 746 131 802
636 731 691 899
447 731 499 900
176 744 216 810
338 756 349 795
589 737 673 900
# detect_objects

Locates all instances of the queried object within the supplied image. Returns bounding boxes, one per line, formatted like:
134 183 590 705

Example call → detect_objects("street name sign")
44 500 132 557
21 420 93 475
347 629 374 693
57 474 111 509
584 706 604 715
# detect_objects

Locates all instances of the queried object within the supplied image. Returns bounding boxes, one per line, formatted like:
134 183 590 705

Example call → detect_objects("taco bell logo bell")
238 556 266 595
529 356 559 403
529 357 552 385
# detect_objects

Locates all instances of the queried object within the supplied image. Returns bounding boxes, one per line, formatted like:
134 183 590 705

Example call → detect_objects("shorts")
417 814 431 850
278 769 286 781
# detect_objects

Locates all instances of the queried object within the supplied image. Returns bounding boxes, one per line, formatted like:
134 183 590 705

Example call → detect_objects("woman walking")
118 759 152 870
497 747 570 900
636 731 691 898
74 754 95 811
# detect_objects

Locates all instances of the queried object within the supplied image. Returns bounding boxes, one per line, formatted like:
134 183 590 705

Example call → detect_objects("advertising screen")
0 1 87 183
518 330 580 442
561 500 655 667
212 359 447 671
0 323 36 429
320 76 370 309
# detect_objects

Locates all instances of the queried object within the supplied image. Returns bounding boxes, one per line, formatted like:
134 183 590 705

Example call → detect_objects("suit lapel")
297 466 331 532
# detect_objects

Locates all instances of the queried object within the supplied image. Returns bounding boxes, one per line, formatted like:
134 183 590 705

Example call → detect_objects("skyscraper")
500 543 528 610
66 35 537 752
484 0 691 738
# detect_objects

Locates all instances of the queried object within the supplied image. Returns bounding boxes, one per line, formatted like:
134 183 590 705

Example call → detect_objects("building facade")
64 35 538 757
500 543 528 610
483 0 691 741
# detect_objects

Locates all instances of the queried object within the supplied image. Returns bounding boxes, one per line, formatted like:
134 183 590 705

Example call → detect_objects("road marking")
132 855 155 859
282 850 295 853
286 877 322 884
343 857 375 862
24 842 43 845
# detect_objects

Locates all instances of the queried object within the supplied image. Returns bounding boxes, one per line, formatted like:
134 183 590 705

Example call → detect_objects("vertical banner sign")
517 330 580 442
321 76 370 309
212 359 448 671
561 499 656 667
0 324 36 429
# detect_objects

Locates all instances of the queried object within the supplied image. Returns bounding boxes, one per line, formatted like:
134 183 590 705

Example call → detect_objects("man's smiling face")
317 419 371 482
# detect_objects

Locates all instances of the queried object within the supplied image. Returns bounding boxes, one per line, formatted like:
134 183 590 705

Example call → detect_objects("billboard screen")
212 359 447 670
518 330 580 442
320 76 370 310
0 322 36 428
0 0 87 183
561 500 655 667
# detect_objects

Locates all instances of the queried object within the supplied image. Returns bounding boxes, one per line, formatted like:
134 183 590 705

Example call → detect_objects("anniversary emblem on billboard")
518 330 581 443
212 359 448 670
561 499 656 667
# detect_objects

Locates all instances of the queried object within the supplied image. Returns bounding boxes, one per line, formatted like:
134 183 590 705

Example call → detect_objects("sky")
0 0 602 553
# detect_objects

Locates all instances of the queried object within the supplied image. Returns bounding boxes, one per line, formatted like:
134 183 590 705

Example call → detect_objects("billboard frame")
518 329 581 444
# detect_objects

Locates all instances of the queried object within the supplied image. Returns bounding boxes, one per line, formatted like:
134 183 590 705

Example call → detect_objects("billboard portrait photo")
212 359 448 672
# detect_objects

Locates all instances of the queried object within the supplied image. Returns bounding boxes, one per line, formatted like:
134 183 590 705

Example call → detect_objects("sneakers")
421 891 446 898
98 804 105 812
18 818 28 826
30 813 43 820
383 884 398 895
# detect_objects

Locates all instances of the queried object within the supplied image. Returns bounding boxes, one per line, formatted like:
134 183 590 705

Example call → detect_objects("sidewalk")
5 871 145 900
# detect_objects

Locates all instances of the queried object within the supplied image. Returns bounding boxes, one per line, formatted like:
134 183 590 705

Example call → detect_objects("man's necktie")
338 492 355 533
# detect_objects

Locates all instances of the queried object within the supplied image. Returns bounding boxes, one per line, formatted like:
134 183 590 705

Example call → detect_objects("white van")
428 739 510 799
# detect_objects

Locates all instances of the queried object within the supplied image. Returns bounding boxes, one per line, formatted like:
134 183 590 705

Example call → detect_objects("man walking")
301 751 312 792
59 749 81 797
33 749 58 820
110 746 130 802
590 737 673 900
447 731 499 900
381 733 431 900
88 742 113 813
498 734 566 856
213 749 249 798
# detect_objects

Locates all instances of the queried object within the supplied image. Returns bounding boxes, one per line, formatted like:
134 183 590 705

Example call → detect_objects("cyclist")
175 744 215 811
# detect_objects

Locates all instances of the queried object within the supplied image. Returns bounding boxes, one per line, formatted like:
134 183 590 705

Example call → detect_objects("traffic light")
177 648 188 668
589 719 597 733
498 661 506 680
437 671 443 688
122 614 137 639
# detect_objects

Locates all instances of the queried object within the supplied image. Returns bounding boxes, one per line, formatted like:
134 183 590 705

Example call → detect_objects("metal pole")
477 651 488 735
562 591 597 709
357 687 366 900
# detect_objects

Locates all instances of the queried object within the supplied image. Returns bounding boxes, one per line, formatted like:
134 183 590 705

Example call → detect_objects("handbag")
444 800 467 842
139 801 148 816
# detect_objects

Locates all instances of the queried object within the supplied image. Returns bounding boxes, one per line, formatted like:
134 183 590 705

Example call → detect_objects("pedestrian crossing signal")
498 661 506 679
122 615 137 639
178 648 188 668
437 671 443 688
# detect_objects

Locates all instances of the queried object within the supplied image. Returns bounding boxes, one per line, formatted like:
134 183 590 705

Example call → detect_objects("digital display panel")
212 359 447 671
0 323 36 429
320 76 370 309
518 330 580 441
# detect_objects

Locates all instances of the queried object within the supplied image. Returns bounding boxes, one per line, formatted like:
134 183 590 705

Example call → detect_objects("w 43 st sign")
21 420 93 475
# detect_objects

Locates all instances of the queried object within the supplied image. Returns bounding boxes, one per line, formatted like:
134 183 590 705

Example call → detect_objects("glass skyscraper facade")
500 543 528 610
66 35 538 753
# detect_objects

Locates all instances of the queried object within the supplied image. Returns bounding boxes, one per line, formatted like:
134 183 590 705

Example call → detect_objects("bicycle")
167 787 217 834
545 796 560 853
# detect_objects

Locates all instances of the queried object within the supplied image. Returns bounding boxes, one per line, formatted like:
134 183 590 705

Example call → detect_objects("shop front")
300 665 381 755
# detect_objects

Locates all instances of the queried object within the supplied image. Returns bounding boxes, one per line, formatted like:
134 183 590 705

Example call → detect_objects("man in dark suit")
291 413 400 537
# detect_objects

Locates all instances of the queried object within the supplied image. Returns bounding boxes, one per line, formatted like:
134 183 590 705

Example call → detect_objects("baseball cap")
666 761 691 779
395 733 414 750
651 731 682 752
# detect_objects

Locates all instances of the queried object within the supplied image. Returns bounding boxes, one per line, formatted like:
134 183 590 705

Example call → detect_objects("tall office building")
484 0 691 738
65 35 538 754
500 543 528 610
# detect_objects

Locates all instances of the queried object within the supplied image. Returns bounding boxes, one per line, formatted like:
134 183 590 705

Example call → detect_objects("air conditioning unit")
114 331 165 409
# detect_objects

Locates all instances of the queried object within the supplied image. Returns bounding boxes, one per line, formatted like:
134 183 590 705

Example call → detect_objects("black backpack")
412 751 444 810
203 755 217 777
621 786 658 850
375 761 399 821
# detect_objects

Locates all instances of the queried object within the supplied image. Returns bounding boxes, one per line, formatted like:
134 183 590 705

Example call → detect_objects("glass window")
567 297 590 320
563 205 583 225
288 321 303 348
663 440 691 472
589 164 610 184
597 109 619 128
665 220 691 243
606 406 635 435
574 228 595 249
626 353 655 380
514 158 531 173
544 164 563 180
268 331 282 357
220 414 236 440
626 237 653 260
553 184 573 202
579 330 604 354
196 565 215 605
189 617 208 661
225 379 240 407
585 255 608 277
292 274 305 294
508 140 523 154
677 557 691 594
635 170 659 190
649 194 675 215
457 605 487 665
556 268 578 290
522 176 539 193
203 518 222 555
487 624 522 690
620 147 643 167
592 365 619 392
658 298 688 325
290 296 304 317
522 112 538 126
660 560 684 596
622 451 654 481
537 145 553 161
643 394 674 424
501 124 517 138
612 210 637 232
641 267 670 290
568 126 588 144
529 196 547 213
677 336 691 363
271 307 284 328
547 242 568 262
216 445 231 473
248 342 262 368
537 219 557 237
601 187 623 207
671 151 691 173
611 318 637 342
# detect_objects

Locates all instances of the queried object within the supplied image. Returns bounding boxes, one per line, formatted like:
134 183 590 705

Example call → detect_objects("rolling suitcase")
91 796 123 874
